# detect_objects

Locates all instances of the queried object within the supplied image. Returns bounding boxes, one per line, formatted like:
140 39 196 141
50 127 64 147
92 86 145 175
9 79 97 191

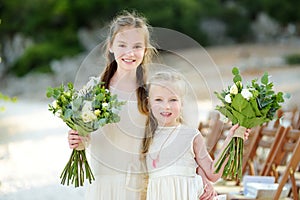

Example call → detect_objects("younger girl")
142 71 250 200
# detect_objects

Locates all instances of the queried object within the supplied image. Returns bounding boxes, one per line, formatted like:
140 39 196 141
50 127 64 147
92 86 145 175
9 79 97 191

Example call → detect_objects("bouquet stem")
214 126 246 181
60 149 95 187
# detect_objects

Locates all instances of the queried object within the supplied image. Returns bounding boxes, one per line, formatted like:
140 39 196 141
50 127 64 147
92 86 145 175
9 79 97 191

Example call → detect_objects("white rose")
81 101 97 123
81 110 97 123
241 89 253 100
225 94 232 103
230 84 238 95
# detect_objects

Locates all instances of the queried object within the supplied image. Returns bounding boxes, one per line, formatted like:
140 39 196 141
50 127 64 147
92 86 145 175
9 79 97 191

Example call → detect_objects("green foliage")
11 39 82 77
221 6 252 42
214 67 289 181
0 92 17 112
285 54 300 65
215 67 288 128
2 0 299 77
260 0 300 24
46 80 125 187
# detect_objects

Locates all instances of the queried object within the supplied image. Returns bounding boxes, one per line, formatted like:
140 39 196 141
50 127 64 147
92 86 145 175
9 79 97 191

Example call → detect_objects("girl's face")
110 27 146 72
148 84 182 127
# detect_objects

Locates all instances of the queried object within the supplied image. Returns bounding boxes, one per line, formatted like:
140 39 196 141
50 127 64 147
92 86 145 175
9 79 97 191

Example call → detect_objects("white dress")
84 78 146 200
146 124 206 200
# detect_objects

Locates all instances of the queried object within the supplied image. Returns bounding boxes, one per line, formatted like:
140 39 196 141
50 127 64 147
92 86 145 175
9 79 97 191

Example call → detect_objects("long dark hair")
100 11 157 115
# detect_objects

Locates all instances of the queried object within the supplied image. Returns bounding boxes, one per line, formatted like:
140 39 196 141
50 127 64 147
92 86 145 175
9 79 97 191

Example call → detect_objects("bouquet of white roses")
46 79 125 187
214 67 288 180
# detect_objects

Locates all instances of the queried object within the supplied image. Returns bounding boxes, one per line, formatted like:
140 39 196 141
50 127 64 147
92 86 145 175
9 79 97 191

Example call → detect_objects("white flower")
82 101 93 112
102 102 108 108
81 101 97 123
81 111 97 123
52 100 58 109
225 94 232 103
241 88 253 100
229 84 238 95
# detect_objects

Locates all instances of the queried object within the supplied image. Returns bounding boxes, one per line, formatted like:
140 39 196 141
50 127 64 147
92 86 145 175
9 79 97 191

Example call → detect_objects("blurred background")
1 0 300 199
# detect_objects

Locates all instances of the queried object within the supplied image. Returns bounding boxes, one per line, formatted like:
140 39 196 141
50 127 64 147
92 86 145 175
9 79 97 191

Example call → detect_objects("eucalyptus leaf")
233 75 242 83
261 72 269 85
232 67 239 75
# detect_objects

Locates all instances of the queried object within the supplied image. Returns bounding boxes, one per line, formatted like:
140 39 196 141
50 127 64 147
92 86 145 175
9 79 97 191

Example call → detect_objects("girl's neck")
110 69 137 92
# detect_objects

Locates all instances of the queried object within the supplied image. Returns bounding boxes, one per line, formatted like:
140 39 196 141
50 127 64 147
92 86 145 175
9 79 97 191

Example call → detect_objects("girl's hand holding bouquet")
214 67 289 180
46 78 125 187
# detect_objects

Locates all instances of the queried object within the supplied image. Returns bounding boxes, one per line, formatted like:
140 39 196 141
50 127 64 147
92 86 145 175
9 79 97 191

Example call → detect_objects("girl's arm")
194 124 250 182
193 132 221 182
197 166 218 200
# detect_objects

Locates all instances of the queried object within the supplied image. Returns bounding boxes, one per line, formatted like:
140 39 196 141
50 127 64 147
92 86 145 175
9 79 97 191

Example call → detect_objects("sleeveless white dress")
146 124 206 200
83 78 146 200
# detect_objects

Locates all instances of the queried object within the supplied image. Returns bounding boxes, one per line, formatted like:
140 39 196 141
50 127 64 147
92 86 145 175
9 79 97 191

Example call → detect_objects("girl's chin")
119 62 140 70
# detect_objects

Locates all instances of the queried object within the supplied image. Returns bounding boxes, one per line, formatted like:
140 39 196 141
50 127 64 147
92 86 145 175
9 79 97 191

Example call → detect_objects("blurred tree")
1 0 298 77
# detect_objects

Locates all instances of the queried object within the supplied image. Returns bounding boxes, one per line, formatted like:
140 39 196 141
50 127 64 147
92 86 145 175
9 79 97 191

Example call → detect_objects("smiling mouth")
160 112 172 117
122 58 136 63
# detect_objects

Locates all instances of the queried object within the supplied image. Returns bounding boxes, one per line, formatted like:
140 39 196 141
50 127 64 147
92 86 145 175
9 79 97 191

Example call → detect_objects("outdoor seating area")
199 107 300 200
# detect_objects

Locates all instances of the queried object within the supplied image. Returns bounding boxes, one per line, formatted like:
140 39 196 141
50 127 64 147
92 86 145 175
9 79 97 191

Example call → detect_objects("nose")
163 101 171 109
125 48 135 56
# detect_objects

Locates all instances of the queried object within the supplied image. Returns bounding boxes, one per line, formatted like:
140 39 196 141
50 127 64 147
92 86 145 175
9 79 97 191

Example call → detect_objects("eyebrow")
116 40 144 45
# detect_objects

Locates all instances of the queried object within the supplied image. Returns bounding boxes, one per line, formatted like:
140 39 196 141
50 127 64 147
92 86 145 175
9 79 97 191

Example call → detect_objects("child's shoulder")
179 124 200 136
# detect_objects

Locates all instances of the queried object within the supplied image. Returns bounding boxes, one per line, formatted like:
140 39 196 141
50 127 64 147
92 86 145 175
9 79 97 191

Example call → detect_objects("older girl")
68 11 156 200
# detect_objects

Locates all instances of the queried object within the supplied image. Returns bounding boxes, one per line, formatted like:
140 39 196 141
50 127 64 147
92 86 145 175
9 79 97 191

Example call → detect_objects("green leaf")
231 109 248 127
250 98 262 116
233 75 242 83
46 87 54 98
72 98 83 110
68 82 74 90
241 103 256 118
231 94 248 112
216 106 238 124
246 116 267 127
53 89 61 99
64 109 73 119
261 72 269 85
232 67 239 75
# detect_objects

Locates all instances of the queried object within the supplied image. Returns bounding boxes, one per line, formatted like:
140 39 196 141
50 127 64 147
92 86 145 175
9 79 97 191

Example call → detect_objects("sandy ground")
0 101 86 199
0 43 299 199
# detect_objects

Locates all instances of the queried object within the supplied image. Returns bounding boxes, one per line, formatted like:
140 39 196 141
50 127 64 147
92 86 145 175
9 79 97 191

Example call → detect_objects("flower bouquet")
46 79 125 187
213 67 288 180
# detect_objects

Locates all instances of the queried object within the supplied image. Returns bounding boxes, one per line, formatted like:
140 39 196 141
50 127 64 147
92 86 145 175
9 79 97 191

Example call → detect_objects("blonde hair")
100 10 157 114
141 71 186 156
